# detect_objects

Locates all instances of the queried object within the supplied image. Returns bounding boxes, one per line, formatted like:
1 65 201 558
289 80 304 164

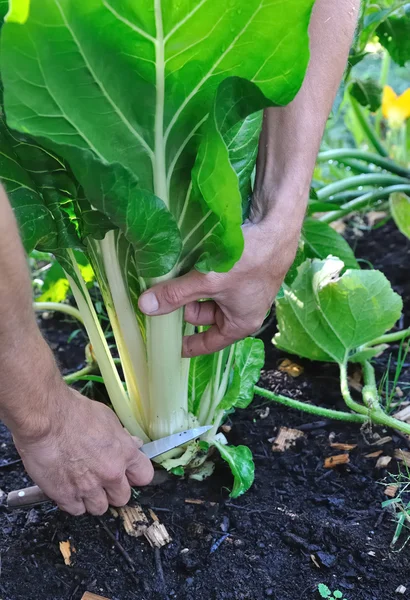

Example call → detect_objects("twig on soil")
154 548 169 600
0 458 22 469
297 420 332 431
96 517 139 584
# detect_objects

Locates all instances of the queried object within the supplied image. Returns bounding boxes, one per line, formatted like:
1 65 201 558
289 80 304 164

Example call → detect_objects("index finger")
182 326 236 357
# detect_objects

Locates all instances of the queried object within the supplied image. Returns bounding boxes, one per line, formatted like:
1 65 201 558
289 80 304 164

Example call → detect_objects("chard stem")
65 251 149 441
97 233 149 430
146 307 189 439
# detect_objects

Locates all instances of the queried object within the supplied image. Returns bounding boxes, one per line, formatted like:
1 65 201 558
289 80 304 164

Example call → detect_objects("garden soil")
1 220 410 600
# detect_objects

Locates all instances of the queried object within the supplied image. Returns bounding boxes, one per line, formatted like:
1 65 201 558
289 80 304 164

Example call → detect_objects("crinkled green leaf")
212 441 254 498
2 0 314 273
218 338 264 411
224 110 262 218
70 151 182 277
274 257 402 363
349 79 382 112
301 219 359 269
390 192 410 239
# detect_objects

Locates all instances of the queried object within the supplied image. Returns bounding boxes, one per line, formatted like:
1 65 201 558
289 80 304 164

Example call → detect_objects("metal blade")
140 425 212 459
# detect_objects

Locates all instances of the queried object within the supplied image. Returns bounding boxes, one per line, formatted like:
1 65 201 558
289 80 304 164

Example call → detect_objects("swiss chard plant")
0 0 315 495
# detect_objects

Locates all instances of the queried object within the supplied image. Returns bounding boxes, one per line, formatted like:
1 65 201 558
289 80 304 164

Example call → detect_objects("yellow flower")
382 85 410 128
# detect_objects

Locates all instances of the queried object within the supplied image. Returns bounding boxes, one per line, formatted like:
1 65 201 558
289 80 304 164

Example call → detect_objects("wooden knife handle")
7 485 50 508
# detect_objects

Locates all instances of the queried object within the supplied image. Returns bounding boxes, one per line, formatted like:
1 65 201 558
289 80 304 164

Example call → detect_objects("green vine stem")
340 362 410 435
367 328 410 347
339 362 369 415
34 301 84 324
63 364 97 385
253 385 367 424
316 174 408 200
317 149 410 178
350 96 389 157
319 184 410 224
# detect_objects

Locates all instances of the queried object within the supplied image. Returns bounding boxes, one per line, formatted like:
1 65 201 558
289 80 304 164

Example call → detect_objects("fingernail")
139 292 159 314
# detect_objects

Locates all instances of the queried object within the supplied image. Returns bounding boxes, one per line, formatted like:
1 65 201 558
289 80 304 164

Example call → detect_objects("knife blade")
7 425 211 509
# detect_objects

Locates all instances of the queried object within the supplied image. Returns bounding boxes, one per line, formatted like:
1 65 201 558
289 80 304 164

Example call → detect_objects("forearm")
0 187 61 437
252 0 360 224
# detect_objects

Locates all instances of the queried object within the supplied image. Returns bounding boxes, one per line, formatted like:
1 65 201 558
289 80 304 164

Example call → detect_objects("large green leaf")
212 441 254 498
377 10 410 66
0 118 56 251
274 257 402 363
358 1 409 50
0 106 80 251
390 192 410 239
301 219 359 269
2 0 314 274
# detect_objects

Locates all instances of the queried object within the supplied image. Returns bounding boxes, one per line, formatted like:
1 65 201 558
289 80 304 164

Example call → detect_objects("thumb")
138 270 206 316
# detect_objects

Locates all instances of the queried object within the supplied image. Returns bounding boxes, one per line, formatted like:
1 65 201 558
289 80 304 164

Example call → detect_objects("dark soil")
1 220 410 600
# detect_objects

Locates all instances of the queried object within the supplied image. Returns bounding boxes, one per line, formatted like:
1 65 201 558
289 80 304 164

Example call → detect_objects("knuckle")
204 272 222 295
106 469 124 485
110 489 131 508
59 502 85 516
161 284 183 306
89 501 109 516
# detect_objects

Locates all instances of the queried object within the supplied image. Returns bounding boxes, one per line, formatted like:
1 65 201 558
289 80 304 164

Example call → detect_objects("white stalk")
146 307 189 439
65 251 149 442
99 232 150 429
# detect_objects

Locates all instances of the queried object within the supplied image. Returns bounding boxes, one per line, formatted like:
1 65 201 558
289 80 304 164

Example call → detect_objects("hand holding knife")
7 425 211 508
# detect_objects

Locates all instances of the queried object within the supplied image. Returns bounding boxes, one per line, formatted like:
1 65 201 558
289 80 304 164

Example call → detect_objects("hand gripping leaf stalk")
0 0 314 495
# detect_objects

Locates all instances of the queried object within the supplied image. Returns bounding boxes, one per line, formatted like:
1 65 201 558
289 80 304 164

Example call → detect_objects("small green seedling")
318 584 348 600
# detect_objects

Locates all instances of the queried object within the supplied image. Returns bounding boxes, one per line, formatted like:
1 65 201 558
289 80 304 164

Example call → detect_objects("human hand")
12 385 153 516
138 209 303 357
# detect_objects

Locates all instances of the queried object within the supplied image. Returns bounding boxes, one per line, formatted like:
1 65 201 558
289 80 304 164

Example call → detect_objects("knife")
7 425 211 509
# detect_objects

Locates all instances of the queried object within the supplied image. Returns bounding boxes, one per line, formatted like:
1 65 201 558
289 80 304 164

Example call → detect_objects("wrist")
250 187 308 236
0 327 66 442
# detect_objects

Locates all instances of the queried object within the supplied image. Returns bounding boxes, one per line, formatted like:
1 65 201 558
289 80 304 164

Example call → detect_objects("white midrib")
153 0 168 208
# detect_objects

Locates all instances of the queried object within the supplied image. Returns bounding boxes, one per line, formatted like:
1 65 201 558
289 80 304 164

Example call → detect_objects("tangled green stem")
316 174 408 200
319 184 410 224
317 149 410 178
